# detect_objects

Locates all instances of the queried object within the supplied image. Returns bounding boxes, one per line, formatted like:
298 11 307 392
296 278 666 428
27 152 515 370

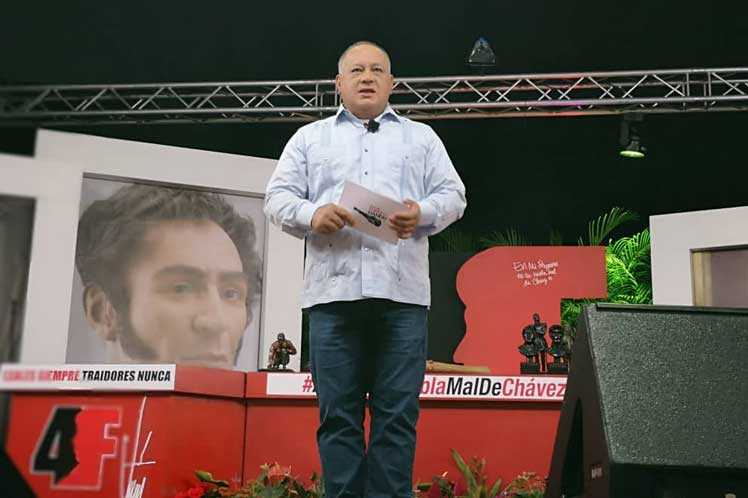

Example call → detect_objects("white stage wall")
650 205 748 306
0 130 303 371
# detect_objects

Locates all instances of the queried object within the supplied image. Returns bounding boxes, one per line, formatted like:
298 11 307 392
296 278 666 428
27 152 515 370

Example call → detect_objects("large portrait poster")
66 175 266 370
10 130 303 372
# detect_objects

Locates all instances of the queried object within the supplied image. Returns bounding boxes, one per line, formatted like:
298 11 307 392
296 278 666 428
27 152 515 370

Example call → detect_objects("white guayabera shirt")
265 105 466 308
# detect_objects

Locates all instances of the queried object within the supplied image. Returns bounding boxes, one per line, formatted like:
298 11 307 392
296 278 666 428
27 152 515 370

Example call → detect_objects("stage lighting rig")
467 37 496 70
619 113 646 158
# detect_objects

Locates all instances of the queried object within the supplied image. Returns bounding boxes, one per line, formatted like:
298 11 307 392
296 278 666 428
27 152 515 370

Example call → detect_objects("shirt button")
364 171 368 175
364 247 370 252
364 148 369 152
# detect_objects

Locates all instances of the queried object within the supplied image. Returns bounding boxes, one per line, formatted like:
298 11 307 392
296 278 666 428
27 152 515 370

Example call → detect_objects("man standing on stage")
264 41 466 498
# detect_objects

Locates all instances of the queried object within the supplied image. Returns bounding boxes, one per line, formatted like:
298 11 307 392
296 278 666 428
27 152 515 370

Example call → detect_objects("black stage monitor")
546 304 748 498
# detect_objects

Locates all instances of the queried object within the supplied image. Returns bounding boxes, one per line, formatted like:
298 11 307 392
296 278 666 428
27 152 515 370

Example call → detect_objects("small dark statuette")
518 325 540 374
267 333 298 371
546 324 569 374
531 313 548 373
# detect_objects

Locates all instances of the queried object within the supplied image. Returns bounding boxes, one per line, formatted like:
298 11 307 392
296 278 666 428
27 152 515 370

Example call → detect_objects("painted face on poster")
66 176 265 370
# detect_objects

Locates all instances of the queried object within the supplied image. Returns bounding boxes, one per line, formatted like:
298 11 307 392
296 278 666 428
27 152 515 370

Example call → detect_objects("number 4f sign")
31 405 121 490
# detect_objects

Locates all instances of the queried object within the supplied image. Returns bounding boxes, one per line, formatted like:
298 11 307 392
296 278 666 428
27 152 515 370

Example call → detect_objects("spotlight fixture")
467 37 496 69
619 114 646 158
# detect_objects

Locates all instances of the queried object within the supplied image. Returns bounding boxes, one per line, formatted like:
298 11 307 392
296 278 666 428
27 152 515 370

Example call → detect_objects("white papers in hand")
338 181 407 244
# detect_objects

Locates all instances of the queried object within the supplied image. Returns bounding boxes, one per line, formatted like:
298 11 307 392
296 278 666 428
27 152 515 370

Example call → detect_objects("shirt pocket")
308 146 350 201
387 144 426 200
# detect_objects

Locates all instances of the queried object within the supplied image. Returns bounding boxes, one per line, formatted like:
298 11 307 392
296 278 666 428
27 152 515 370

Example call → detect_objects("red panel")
6 392 245 498
173 365 245 398
243 398 560 487
455 246 607 374
6 380 562 495
414 402 560 485
244 400 322 484
245 371 269 398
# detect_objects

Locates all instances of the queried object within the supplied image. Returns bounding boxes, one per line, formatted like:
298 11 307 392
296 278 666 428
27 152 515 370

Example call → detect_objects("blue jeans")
308 299 428 498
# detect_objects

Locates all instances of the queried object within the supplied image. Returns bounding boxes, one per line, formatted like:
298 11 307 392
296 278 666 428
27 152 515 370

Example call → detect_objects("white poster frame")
1 130 304 371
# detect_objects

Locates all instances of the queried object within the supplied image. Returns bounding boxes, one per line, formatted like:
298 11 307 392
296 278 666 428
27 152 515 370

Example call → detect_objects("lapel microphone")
366 119 380 133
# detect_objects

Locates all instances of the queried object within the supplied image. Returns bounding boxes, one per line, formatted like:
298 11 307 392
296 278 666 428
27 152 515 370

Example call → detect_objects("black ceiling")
3 1 746 83
2 1 747 241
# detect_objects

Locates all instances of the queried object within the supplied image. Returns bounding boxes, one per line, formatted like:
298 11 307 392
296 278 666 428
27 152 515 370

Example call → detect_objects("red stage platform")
2 365 565 497
2 365 246 498
246 371 564 488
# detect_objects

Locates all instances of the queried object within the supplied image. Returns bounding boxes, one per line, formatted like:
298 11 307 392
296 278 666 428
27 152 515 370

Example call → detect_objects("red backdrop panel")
6 392 245 498
243 397 560 488
414 401 561 485
455 246 607 374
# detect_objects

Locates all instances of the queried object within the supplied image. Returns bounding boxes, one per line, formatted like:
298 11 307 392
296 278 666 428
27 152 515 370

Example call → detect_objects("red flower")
267 463 292 485
175 492 188 498
426 482 442 498
187 486 204 498
453 479 467 497
426 475 456 498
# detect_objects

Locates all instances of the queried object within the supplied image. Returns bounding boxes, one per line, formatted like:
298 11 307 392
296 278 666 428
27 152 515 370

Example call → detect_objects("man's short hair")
337 40 392 74
75 183 262 312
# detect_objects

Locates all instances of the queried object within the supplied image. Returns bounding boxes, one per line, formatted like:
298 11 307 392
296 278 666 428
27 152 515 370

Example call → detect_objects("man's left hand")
389 199 420 239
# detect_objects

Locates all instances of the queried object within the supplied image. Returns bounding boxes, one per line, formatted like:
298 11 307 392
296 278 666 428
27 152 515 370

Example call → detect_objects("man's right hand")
311 203 355 234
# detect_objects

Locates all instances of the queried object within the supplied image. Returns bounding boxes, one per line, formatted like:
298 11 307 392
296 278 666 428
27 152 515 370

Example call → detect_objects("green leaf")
257 484 287 498
293 480 308 498
195 470 230 487
480 227 530 248
604 228 652 305
561 298 601 328
258 463 270 482
548 227 563 246
451 448 477 492
416 482 433 492
488 478 503 498
431 226 481 252
580 207 639 246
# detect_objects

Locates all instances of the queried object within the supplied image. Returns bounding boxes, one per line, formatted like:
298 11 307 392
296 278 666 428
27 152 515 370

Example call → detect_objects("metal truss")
1 67 747 126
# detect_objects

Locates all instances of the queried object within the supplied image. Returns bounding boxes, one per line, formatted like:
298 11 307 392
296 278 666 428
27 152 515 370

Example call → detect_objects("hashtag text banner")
265 373 565 401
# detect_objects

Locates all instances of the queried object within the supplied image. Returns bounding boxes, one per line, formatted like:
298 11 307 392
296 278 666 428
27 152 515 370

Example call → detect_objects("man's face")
123 220 249 368
336 44 394 120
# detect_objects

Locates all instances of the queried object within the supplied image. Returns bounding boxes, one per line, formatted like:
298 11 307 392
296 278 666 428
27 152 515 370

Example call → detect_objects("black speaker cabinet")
546 304 748 498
